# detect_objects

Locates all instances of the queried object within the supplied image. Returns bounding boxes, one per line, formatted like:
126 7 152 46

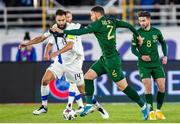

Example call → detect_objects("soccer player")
50 6 149 120
131 11 167 120
19 9 85 115
51 10 110 119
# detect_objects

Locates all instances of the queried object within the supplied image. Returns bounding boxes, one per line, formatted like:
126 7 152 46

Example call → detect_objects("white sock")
74 85 84 108
41 85 49 107
141 104 146 111
66 83 76 109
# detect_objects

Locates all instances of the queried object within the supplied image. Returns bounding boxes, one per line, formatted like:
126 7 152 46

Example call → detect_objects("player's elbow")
67 43 74 50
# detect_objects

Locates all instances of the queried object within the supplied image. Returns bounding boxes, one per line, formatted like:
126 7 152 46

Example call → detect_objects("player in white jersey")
50 11 109 119
19 9 84 115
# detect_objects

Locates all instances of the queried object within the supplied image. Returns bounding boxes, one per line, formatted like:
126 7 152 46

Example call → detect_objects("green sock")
85 79 94 104
157 91 165 110
145 94 153 111
123 85 144 107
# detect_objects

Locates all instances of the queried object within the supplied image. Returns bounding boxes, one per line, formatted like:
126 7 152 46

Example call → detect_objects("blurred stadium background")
0 0 180 123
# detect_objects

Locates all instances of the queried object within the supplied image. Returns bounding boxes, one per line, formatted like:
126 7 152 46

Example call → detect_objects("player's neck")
144 24 151 31
97 15 103 20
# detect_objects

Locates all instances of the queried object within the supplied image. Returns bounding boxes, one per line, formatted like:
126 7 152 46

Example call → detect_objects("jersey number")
107 25 115 40
147 40 152 47
74 73 81 80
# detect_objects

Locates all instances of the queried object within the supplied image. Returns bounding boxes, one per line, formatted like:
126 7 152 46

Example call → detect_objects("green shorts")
90 56 125 82
138 66 165 79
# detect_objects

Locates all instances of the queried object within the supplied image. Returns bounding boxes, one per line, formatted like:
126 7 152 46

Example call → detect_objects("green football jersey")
64 16 139 58
131 26 167 67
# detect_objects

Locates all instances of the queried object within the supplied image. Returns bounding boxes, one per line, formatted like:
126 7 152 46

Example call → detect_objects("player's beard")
57 23 67 30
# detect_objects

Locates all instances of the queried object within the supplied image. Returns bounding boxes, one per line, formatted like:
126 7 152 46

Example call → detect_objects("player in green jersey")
131 11 167 120
50 6 149 120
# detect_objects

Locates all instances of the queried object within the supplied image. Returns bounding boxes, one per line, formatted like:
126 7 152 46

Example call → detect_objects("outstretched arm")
19 35 47 48
51 21 100 35
115 20 139 36
115 20 144 45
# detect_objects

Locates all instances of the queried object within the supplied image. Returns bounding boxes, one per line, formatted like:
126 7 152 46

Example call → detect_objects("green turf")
0 103 180 123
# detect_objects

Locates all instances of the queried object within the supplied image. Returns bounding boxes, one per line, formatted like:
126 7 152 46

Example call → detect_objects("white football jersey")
45 23 84 65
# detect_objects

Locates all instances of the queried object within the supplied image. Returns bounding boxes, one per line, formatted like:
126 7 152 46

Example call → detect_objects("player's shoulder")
67 22 81 29
71 22 81 29
151 26 161 33
137 28 142 32
66 23 73 29
105 16 117 23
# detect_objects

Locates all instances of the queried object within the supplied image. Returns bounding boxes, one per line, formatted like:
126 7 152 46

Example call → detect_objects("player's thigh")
87 57 106 80
48 62 64 78
152 66 165 79
155 78 165 92
65 63 84 87
138 66 152 80
104 56 125 82
42 69 56 85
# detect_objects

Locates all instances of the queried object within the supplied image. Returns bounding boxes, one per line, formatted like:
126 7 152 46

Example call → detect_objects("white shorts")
47 57 84 86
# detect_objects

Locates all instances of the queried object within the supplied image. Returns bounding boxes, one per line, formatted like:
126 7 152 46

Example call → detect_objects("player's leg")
33 62 64 115
152 66 166 120
65 61 84 112
74 84 84 113
66 83 76 110
139 67 156 120
105 56 148 120
33 69 56 115
81 57 109 119
116 78 149 120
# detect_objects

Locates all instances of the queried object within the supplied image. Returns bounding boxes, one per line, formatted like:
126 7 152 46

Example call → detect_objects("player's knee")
41 78 50 86
116 78 128 91
84 74 95 80
158 84 165 92
84 69 97 80
144 85 151 94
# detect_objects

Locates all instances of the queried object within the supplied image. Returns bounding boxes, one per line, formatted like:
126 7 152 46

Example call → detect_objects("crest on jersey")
153 35 158 42
153 35 157 39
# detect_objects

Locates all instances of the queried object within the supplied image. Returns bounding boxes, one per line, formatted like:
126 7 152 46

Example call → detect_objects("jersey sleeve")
114 19 139 37
131 34 142 58
48 36 54 44
43 30 52 38
158 30 167 56
65 34 76 43
64 21 100 35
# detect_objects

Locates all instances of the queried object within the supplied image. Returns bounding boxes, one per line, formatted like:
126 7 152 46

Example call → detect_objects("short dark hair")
137 11 151 18
91 6 105 15
66 10 71 14
56 9 66 16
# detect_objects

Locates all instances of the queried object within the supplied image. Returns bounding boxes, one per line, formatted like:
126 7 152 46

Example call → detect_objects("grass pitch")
0 103 180 123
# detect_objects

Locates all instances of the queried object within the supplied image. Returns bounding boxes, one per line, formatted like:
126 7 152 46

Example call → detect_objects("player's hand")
50 51 59 58
141 55 151 62
44 54 50 61
137 36 144 46
50 27 63 33
162 56 167 65
18 42 28 49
